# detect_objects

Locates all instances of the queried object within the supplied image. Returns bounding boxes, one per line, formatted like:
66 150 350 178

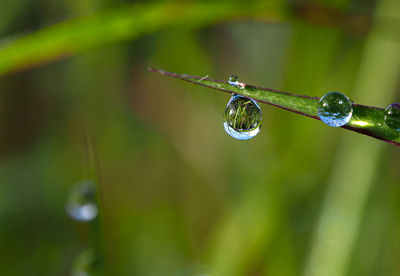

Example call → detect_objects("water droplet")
317 92 353 127
237 82 245 89
71 249 99 276
384 103 400 131
174 265 215 276
223 95 262 140
228 75 238 84
228 75 245 89
66 180 98 222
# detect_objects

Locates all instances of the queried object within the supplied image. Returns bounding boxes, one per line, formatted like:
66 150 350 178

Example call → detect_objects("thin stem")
148 67 400 146
83 136 107 275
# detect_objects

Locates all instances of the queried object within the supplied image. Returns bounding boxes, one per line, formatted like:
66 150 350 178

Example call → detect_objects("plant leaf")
149 68 400 146
0 1 289 77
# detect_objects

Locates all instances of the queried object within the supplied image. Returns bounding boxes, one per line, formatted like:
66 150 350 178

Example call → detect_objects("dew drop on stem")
228 74 245 89
317 91 353 127
384 103 400 131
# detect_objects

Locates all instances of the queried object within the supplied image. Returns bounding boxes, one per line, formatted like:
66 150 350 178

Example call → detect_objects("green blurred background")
0 0 399 275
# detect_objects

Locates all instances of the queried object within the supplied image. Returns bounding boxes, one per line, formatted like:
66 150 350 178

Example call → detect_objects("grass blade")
149 67 400 146
0 1 289 77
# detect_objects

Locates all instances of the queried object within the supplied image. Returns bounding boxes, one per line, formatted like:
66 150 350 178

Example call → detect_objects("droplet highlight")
66 180 98 222
384 103 400 131
317 91 353 127
223 95 262 140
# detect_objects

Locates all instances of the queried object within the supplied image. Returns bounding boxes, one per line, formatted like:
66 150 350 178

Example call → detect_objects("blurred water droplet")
223 95 262 140
174 265 215 276
66 180 98 222
384 103 400 131
71 248 98 276
317 91 353 127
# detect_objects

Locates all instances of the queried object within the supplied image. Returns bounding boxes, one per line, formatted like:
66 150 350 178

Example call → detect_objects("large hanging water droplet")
384 103 400 131
223 95 262 140
66 180 98 222
317 91 353 127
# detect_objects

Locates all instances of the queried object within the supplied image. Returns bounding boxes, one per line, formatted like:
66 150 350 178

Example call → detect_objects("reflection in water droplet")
317 91 353 127
66 180 98 222
384 103 400 131
174 265 215 276
71 248 97 276
223 95 262 140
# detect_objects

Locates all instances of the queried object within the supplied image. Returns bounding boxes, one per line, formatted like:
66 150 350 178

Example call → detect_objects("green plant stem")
84 137 107 275
148 68 400 146
0 1 379 78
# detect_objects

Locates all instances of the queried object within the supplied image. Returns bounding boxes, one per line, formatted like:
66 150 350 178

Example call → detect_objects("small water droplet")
228 75 245 89
71 249 99 276
228 75 238 84
317 91 353 127
66 180 98 222
237 82 245 89
384 103 400 131
223 95 262 140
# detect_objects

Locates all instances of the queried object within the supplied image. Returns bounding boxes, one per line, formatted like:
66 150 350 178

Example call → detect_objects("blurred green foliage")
0 0 399 276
